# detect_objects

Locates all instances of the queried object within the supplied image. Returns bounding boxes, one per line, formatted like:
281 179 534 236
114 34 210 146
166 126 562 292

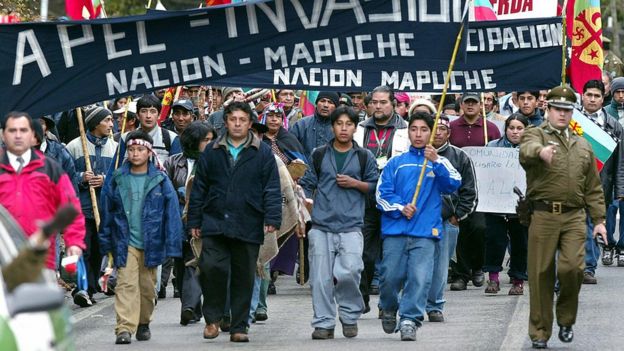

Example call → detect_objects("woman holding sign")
483 114 530 295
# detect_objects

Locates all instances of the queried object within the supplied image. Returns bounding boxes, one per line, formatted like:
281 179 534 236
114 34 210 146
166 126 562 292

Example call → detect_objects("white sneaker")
399 320 417 341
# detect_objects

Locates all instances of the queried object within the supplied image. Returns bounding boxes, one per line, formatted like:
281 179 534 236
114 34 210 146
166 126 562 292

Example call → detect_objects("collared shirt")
40 139 48 153
582 107 605 127
7 149 32 173
547 122 570 139
449 116 502 148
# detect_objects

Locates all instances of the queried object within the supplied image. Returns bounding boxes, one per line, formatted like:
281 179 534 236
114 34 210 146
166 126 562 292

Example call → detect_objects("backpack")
161 128 172 152
312 145 368 180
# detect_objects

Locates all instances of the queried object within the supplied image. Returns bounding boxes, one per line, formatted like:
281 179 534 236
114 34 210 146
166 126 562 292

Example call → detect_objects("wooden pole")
76 108 101 230
298 238 305 286
411 22 467 207
561 0 569 85
481 93 489 145
114 97 132 170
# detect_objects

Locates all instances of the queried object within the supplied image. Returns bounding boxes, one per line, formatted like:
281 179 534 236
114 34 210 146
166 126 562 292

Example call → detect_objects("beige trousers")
114 246 157 335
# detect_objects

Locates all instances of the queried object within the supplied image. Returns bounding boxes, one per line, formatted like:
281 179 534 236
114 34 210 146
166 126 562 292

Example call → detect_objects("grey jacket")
591 108 624 206
290 113 334 159
300 141 379 233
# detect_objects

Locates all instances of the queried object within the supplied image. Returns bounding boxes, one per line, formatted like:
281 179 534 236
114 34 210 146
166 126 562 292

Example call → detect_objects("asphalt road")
71 262 624 350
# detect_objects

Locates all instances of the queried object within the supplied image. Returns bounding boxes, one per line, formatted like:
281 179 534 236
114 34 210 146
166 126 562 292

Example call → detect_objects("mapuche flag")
566 0 603 93
66 0 103 20
158 87 176 125
206 0 232 6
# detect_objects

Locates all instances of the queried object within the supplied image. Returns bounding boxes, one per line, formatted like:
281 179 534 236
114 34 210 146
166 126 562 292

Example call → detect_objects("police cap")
546 85 577 110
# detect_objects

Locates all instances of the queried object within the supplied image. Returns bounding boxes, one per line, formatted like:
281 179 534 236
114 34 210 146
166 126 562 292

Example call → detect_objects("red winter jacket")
0 149 86 269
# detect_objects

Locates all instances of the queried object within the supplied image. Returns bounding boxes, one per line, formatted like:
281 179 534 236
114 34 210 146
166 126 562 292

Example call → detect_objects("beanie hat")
611 77 624 95
84 106 112 131
409 98 438 116
316 91 339 107
222 87 243 100
338 93 353 106
395 92 411 104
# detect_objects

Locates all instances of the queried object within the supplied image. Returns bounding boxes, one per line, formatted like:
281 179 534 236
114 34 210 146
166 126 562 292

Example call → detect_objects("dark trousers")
198 235 259 334
175 241 202 319
359 207 381 305
483 214 528 280
83 218 101 296
160 258 177 289
452 212 485 282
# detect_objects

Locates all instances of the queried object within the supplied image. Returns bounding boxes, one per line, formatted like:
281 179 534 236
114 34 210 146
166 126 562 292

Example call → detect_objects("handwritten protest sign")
463 146 526 214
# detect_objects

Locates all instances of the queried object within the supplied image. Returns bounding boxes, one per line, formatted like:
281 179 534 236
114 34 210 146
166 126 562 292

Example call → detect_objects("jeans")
483 214 528 280
249 264 270 324
606 199 624 249
308 229 364 329
426 221 459 313
379 235 436 327
584 216 599 274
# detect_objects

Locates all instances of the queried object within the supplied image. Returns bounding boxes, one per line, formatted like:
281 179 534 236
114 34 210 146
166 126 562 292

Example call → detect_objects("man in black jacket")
187 102 282 343
580 80 624 283
430 115 478 301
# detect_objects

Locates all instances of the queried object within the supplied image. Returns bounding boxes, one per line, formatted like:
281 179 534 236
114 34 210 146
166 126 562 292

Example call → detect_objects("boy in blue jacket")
376 112 461 341
100 130 183 345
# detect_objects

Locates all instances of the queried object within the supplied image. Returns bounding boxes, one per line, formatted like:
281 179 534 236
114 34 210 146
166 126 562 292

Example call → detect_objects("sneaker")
311 328 334 340
427 311 444 322
136 324 151 341
450 279 467 291
583 272 598 284
340 319 358 338
115 331 131 344
73 290 93 308
370 285 380 295
381 310 397 334
618 250 624 267
508 283 524 295
472 270 485 287
583 272 597 284
255 311 268 321
485 280 500 294
399 320 417 341
602 247 614 266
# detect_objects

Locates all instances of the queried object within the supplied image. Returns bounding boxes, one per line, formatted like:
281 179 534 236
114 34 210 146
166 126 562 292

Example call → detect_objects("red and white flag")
66 0 103 20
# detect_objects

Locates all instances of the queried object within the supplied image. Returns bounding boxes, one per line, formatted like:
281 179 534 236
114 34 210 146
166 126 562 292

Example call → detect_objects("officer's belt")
532 201 581 215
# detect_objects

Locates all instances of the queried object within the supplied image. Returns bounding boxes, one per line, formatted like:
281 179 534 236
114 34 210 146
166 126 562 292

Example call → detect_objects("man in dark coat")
187 102 282 343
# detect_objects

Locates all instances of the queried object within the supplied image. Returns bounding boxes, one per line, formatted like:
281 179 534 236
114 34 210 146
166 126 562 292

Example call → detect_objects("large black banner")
0 0 562 118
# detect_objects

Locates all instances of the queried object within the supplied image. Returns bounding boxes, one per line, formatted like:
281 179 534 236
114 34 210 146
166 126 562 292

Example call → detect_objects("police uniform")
519 86 606 347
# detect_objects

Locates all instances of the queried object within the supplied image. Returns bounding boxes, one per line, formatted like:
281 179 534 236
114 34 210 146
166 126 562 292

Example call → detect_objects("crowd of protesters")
1 70 624 346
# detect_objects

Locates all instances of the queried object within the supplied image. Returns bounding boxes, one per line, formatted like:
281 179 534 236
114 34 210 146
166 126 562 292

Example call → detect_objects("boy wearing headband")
100 130 183 345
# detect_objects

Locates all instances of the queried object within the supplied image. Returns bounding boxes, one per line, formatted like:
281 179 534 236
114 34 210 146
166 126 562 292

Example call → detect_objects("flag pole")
114 97 132 170
410 6 469 207
561 0 569 85
76 108 101 230
481 93 489 144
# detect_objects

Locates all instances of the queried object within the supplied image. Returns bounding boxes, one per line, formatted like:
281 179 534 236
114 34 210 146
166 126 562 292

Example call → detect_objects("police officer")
519 85 608 349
